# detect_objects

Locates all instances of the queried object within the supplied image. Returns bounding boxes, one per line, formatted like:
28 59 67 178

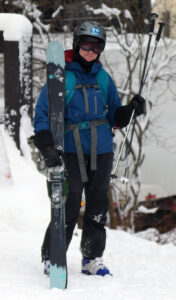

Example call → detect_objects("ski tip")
47 41 65 69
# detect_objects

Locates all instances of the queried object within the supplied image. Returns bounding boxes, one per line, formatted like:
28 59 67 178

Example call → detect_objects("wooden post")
0 21 32 151
0 31 4 53
4 40 21 149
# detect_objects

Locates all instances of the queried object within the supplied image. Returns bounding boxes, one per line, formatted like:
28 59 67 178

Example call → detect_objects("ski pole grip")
156 22 165 42
149 13 158 34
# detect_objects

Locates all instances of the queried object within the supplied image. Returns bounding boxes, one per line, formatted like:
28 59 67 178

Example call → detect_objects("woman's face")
79 48 98 62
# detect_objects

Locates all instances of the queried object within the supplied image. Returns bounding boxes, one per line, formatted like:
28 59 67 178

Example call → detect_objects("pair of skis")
46 41 67 289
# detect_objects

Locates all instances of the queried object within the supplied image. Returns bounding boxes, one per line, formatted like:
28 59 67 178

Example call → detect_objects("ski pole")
112 13 158 178
138 13 159 95
128 13 159 146
127 18 164 157
143 22 165 86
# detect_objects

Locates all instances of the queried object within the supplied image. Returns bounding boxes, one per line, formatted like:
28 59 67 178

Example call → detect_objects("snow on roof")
0 13 32 41
139 184 167 202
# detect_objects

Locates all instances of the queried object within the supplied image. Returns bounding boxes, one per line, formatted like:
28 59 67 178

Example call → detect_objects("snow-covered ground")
1 126 176 300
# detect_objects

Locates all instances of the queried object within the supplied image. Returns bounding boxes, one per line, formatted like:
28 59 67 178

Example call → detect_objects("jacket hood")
65 49 74 62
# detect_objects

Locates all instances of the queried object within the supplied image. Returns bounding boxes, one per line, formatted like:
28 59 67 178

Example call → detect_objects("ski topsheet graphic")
46 41 67 289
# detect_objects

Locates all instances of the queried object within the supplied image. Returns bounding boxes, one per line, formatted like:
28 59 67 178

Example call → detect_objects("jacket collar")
65 49 102 75
65 49 74 62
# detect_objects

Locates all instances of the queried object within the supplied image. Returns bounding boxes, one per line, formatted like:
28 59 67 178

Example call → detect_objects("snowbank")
0 128 12 185
1 126 176 299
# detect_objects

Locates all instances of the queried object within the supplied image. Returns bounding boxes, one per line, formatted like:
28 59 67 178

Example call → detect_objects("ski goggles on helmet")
79 37 105 54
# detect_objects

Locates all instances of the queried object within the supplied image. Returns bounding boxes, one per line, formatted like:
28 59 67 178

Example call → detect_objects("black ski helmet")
73 21 106 52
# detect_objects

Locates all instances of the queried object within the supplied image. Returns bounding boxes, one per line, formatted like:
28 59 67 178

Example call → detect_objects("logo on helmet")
91 28 100 36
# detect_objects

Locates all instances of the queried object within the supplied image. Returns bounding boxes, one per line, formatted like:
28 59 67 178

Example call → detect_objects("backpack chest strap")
66 119 108 182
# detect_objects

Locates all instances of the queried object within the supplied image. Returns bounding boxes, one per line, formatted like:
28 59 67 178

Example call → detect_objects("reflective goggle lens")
80 41 104 54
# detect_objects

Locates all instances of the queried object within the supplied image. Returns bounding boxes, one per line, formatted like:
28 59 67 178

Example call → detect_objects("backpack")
64 68 110 183
65 68 109 109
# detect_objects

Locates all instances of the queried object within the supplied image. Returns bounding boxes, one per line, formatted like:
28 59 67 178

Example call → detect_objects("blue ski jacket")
34 50 121 154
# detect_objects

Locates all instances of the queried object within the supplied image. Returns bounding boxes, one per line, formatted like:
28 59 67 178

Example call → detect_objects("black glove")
129 94 146 116
33 130 63 168
114 95 146 128
42 146 63 168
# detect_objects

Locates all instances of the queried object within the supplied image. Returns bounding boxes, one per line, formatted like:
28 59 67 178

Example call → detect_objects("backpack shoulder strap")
65 68 109 108
65 70 76 106
96 68 109 107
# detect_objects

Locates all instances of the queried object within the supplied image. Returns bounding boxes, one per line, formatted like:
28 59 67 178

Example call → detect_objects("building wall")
153 0 176 39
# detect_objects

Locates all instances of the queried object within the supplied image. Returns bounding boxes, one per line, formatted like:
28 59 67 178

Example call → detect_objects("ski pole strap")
66 119 108 182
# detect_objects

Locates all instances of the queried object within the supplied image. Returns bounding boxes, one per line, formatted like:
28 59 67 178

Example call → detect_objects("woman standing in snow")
34 21 146 276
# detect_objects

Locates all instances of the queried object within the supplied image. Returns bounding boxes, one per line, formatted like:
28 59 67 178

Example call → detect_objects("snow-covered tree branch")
96 3 176 230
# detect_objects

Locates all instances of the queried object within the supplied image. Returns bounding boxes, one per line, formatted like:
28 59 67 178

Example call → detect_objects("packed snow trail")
1 126 176 300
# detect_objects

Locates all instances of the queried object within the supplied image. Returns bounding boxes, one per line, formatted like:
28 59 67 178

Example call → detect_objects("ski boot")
81 257 111 276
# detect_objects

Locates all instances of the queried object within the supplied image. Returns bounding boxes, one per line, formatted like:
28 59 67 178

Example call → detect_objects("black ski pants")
41 152 113 261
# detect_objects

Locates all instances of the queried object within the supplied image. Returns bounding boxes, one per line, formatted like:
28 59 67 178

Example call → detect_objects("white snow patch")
0 127 12 185
0 13 32 41
86 4 121 19
124 9 133 21
138 205 158 214
52 5 64 18
19 105 34 161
